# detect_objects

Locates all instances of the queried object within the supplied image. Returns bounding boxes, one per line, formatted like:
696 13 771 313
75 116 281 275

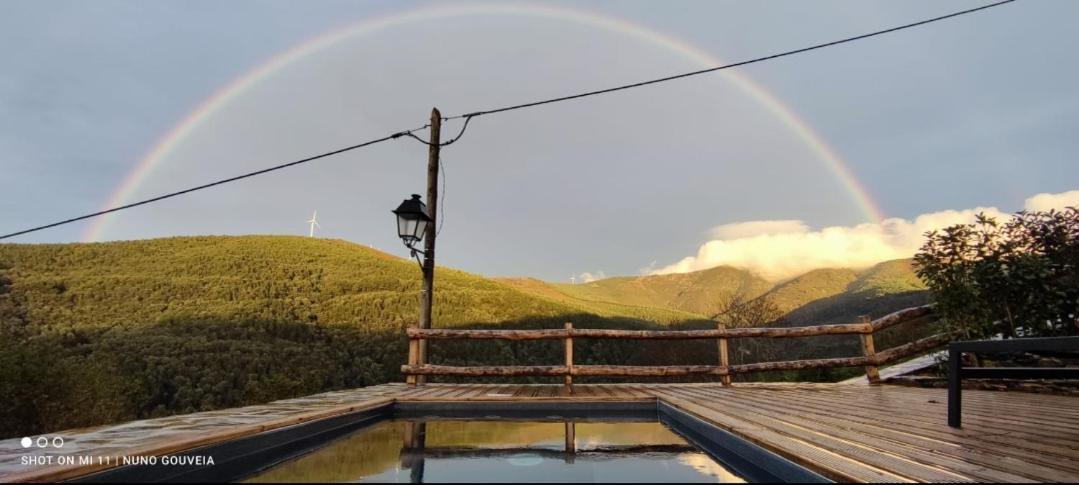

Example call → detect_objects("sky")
1 0 1076 282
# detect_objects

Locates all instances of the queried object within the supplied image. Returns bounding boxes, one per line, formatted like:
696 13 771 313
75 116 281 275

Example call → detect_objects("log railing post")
564 322 574 394
564 421 576 463
859 316 880 384
407 325 420 386
717 323 731 387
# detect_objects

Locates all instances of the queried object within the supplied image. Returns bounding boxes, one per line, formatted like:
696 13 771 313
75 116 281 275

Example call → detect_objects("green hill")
0 236 934 438
494 277 710 325
505 260 927 326
779 260 928 326
848 259 926 296
0 236 705 438
764 268 860 314
532 266 772 318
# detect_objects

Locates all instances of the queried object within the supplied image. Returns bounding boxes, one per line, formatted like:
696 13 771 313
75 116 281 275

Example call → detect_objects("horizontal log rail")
402 304 944 387
407 322 875 340
871 304 935 332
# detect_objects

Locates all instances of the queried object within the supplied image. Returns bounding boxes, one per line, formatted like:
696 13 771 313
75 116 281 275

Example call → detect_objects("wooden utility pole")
417 108 441 386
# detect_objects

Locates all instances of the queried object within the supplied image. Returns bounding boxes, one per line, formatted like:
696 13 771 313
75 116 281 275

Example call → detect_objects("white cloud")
708 220 809 240
1024 190 1079 212
651 189 1078 281
575 270 607 284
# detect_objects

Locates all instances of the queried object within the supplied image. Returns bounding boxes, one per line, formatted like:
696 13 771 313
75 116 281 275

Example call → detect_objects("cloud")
651 189 1078 281
1024 190 1079 212
708 220 809 239
575 271 607 284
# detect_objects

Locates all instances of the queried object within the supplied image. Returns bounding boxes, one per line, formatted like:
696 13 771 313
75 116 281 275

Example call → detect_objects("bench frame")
947 336 1079 427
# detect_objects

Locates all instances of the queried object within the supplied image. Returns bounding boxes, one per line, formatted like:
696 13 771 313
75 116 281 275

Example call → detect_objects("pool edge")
62 398 834 483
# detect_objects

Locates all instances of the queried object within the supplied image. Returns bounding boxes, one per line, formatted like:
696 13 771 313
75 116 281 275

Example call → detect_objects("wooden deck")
2 383 1077 482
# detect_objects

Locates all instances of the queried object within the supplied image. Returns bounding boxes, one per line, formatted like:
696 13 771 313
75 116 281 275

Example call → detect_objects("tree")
914 207 1079 340
712 294 786 365
711 293 785 328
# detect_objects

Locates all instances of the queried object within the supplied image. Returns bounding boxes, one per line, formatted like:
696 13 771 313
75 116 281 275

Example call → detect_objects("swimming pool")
73 402 829 483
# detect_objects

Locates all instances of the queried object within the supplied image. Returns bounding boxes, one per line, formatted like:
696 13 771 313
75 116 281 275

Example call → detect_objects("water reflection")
245 420 744 483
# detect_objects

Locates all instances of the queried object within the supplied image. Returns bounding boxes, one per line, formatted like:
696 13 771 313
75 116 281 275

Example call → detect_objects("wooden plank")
572 385 599 399
673 387 1036 482
421 385 472 400
651 390 908 483
593 385 619 399
706 388 1079 482
738 387 1079 460
664 387 973 483
534 385 559 398
787 386 1079 444
764 386 1079 443
442 385 481 399
513 385 539 398
619 384 656 399
659 384 1079 477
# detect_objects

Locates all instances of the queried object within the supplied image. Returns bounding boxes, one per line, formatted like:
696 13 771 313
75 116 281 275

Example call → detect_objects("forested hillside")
504 260 928 325
524 266 772 317
0 236 706 438
0 236 932 438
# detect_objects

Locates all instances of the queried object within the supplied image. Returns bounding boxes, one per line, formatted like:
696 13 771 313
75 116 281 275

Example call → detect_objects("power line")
0 126 428 241
406 115 474 147
443 0 1015 120
1 0 1016 241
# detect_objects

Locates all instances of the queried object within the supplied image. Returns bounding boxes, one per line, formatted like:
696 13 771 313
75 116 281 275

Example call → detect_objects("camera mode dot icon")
20 437 32 448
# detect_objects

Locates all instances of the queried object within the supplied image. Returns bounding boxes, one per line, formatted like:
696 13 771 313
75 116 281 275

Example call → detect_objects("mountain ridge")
501 258 927 325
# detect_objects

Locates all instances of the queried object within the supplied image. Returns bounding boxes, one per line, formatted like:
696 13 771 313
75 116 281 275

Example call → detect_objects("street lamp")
393 194 432 265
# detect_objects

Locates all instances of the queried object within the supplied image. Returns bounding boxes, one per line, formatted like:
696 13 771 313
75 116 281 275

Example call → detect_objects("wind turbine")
307 211 320 237
570 275 576 284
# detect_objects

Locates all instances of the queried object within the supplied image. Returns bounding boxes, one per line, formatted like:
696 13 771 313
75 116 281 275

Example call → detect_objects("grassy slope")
781 260 929 326
505 260 926 326
541 266 772 318
495 277 712 325
764 268 860 314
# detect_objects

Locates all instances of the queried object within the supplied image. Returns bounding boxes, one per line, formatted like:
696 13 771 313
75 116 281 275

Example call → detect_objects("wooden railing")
402 305 945 388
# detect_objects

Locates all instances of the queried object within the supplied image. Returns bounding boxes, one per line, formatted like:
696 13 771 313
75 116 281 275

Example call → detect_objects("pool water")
244 420 745 483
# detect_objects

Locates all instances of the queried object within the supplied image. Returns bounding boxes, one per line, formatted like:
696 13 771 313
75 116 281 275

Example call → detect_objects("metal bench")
948 336 1079 427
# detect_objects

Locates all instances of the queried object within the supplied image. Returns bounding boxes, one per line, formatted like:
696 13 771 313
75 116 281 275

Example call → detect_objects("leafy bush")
914 208 1079 339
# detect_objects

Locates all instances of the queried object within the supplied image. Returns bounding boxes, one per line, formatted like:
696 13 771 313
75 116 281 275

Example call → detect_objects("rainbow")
83 2 885 242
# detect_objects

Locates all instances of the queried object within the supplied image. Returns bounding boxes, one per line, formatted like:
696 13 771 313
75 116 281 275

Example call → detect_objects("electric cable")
0 0 1015 240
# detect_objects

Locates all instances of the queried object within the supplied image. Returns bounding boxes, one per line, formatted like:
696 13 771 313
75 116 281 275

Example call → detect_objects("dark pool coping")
69 400 828 483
